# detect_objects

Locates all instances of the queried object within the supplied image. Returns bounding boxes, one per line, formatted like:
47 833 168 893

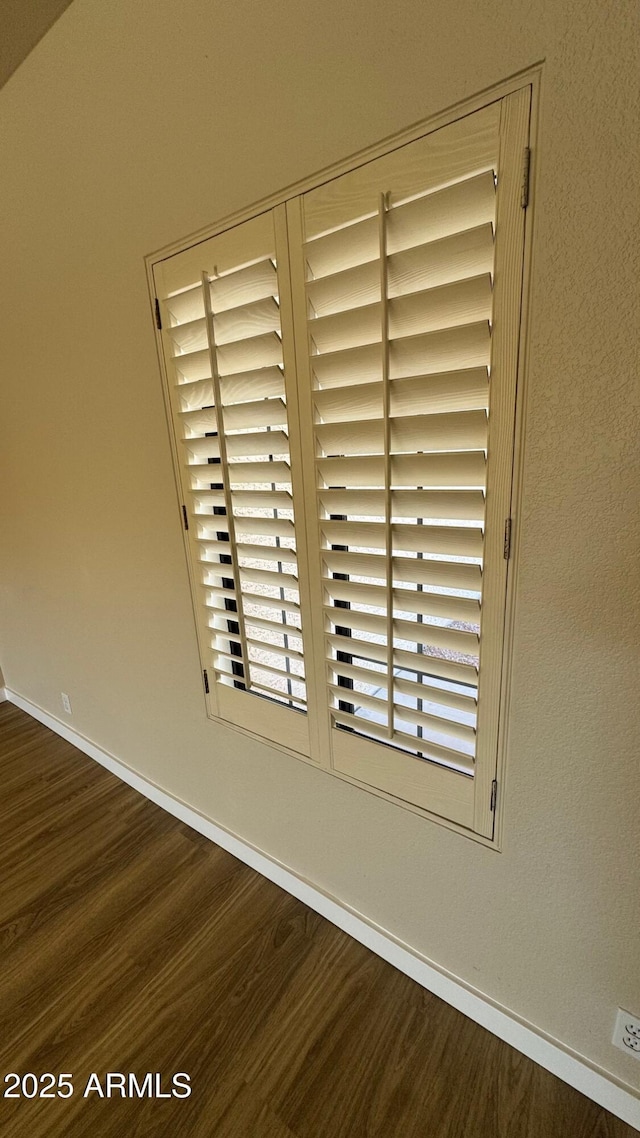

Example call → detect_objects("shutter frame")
150 82 532 836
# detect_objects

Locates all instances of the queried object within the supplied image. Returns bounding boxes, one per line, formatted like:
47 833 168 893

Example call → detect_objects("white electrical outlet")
61 692 72 714
613 1008 640 1059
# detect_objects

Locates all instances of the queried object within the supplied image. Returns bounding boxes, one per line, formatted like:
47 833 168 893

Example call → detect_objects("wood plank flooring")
0 700 635 1138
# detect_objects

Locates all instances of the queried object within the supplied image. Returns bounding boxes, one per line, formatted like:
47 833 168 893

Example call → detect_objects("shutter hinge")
490 779 498 813
154 297 162 330
503 517 512 560
203 668 210 694
521 147 531 209
181 504 189 531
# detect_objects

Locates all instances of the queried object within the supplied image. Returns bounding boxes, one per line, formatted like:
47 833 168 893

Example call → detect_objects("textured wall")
0 0 74 89
0 0 639 1090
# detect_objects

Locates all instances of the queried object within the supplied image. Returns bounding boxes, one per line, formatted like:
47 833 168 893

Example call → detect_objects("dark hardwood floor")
0 700 635 1137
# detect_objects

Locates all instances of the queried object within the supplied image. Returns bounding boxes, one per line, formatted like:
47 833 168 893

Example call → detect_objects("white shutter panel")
154 211 311 756
288 93 530 832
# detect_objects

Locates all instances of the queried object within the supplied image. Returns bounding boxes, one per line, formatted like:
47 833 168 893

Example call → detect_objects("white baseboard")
0 688 7 703
5 687 640 1132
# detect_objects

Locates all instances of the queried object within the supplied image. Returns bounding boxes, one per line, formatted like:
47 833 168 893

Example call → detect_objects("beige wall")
1 0 639 1090
0 0 74 89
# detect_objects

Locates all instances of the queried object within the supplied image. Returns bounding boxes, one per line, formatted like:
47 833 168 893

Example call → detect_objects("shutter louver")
302 160 498 780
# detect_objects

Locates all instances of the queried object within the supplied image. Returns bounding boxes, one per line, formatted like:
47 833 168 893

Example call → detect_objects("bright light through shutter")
304 170 496 772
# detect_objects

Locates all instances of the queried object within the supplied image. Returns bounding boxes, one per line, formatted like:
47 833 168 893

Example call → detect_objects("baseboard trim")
0 688 7 703
6 687 640 1132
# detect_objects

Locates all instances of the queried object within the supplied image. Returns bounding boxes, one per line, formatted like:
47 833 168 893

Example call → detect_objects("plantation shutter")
154 210 313 757
288 92 530 834
151 86 530 835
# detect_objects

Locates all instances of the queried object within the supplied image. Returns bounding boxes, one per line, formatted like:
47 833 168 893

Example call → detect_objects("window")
151 85 531 839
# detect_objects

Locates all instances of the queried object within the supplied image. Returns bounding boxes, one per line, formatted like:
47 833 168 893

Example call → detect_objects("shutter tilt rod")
201 269 251 691
379 192 394 740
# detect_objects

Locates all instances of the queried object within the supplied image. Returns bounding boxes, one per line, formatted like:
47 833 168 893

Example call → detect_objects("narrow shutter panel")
154 212 311 756
289 93 529 831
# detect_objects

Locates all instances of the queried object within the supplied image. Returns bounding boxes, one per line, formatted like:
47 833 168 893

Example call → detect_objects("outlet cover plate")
613 1008 640 1059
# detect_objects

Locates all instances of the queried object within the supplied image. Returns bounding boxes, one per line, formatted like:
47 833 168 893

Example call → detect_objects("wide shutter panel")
288 92 529 832
154 211 311 756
